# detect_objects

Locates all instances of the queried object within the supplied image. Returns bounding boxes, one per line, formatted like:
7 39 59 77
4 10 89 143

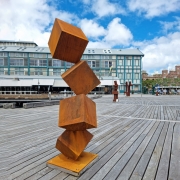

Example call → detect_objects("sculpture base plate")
47 151 98 176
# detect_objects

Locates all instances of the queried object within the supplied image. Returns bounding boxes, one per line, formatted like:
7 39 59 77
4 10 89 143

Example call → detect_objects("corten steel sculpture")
125 81 132 96
112 81 118 102
47 18 100 176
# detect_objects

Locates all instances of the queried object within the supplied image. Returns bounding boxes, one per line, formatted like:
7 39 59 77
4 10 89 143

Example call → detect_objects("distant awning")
53 80 68 87
32 79 54 86
0 79 33 87
100 79 120 86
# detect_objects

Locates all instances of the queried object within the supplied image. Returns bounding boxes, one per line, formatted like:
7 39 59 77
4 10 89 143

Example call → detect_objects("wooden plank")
1 96 180 180
160 105 164 120
78 120 147 180
86 118 137 152
155 122 175 180
143 122 169 180
51 172 69 180
130 121 165 180
25 167 53 180
15 163 48 180
117 121 159 180
89 119 139 155
168 123 180 180
100 121 154 180
8 151 59 179
38 169 62 180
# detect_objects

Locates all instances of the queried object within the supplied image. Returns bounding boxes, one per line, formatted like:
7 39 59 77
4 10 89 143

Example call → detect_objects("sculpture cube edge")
48 18 89 63
62 61 100 95
59 94 97 130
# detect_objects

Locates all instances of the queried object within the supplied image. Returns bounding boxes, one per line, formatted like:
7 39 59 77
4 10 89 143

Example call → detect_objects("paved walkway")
0 95 180 180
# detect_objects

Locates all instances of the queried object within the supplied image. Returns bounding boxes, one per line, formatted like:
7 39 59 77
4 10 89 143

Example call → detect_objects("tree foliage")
142 78 180 89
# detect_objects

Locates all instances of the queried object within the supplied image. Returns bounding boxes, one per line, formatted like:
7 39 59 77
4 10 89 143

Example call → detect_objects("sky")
0 0 180 74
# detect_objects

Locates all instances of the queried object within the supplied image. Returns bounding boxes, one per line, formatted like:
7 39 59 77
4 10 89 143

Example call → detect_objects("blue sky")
0 0 180 74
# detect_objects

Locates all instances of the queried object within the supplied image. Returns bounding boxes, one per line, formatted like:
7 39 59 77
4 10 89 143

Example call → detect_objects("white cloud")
81 0 91 4
159 17 180 34
81 0 125 17
85 17 133 48
133 32 180 73
0 0 77 46
92 0 125 17
79 19 107 38
127 0 180 18
104 18 133 46
87 41 110 48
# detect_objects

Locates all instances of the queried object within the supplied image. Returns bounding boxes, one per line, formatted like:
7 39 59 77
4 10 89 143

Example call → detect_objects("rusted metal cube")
56 130 93 160
62 61 100 95
59 94 97 131
48 18 88 63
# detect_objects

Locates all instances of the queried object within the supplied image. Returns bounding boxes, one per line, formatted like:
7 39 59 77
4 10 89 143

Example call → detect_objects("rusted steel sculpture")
125 81 132 96
47 18 100 176
112 80 118 102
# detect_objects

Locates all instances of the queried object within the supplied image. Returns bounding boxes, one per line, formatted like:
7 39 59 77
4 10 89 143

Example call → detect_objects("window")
0 52 7 57
119 73 123 79
15 68 24 75
126 60 131 66
52 60 65 67
87 61 91 67
126 73 131 79
88 55 96 59
0 68 4 75
37 53 46 58
66 62 73 67
30 59 47 66
105 61 112 68
119 60 123 65
103 49 111 53
135 73 139 79
29 53 46 58
53 69 61 76
53 60 61 66
88 61 96 68
48 59 52 66
30 59 38 66
102 55 110 59
134 59 139 66
9 53 27 57
92 61 96 67
48 54 52 58
81 55 88 59
0 59 4 66
39 59 47 66
10 59 24 66
34 68 43 75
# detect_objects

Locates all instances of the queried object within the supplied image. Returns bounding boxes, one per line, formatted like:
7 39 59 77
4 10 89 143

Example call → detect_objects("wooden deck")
0 95 180 180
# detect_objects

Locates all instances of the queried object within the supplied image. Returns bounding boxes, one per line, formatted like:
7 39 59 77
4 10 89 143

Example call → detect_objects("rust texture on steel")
48 18 89 63
48 18 100 163
125 81 133 96
112 81 118 102
56 130 93 160
59 94 97 130
62 61 100 95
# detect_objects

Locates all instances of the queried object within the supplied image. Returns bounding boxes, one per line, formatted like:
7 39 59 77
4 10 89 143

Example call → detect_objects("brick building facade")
142 65 180 80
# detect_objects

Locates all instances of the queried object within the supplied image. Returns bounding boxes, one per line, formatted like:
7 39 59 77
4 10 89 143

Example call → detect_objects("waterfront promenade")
0 94 180 180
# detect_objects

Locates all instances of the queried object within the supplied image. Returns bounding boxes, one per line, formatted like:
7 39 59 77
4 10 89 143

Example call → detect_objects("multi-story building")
143 65 180 80
0 40 144 94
